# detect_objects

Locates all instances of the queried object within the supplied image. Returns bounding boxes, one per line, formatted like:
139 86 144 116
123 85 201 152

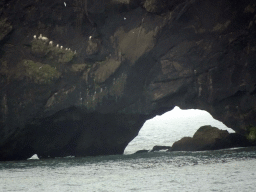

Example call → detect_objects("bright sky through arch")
124 106 235 154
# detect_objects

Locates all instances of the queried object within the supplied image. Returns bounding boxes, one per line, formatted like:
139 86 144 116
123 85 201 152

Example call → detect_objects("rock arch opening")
124 106 235 154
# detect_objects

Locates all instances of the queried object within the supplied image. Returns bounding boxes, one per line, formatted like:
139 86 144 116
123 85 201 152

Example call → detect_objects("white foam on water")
28 154 39 160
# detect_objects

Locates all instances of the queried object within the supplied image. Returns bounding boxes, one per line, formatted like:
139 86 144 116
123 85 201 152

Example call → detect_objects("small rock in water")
151 145 172 152
134 150 149 154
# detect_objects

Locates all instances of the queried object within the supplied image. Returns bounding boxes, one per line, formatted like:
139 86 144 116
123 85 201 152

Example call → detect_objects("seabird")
64 2 66 7
33 35 37 39
41 36 48 41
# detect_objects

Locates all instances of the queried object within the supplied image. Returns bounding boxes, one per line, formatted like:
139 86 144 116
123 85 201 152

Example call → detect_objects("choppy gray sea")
1 107 255 192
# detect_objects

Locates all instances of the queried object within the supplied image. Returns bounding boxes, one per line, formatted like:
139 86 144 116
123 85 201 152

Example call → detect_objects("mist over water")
125 106 235 154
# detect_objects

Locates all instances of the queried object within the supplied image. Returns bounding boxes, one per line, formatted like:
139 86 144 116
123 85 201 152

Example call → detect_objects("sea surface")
1 107 256 192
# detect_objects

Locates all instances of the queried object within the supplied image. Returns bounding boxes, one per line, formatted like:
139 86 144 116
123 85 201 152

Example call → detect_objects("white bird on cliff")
89 36 92 40
38 34 49 42
65 48 68 50
41 36 49 42
49 41 53 45
33 35 37 39
56 44 59 48
60 46 63 49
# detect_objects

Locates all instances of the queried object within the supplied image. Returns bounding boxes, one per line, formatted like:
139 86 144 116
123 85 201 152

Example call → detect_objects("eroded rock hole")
125 106 235 154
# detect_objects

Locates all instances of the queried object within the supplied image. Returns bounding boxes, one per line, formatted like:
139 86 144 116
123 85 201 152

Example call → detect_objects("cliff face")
0 0 256 160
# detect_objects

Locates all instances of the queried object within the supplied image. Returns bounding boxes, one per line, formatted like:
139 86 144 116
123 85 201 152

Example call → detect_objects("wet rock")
227 133 252 148
151 145 172 152
172 126 254 151
172 126 230 151
135 150 149 154
207 132 253 150
171 137 196 151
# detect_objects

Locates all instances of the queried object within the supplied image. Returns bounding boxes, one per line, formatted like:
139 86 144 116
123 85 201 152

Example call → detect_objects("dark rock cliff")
0 0 256 160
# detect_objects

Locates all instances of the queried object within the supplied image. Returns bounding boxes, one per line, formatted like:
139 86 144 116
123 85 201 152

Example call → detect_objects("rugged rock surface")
1 0 256 160
171 125 252 151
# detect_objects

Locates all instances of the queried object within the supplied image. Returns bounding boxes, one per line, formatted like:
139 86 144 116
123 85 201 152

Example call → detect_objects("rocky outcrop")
135 149 149 154
151 145 172 152
171 125 252 151
1 0 256 160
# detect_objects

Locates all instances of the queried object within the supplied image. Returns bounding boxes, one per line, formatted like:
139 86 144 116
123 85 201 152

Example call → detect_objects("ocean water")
1 149 256 192
1 107 256 192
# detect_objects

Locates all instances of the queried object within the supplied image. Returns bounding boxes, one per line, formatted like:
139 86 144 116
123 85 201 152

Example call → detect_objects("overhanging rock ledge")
0 0 256 160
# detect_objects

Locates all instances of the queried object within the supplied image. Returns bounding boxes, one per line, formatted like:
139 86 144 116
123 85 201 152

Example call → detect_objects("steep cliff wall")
0 0 256 160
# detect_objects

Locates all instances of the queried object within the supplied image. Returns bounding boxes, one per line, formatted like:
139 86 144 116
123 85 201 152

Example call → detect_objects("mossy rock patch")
31 39 76 63
14 60 61 84
31 39 51 56
246 126 256 143
71 64 90 72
